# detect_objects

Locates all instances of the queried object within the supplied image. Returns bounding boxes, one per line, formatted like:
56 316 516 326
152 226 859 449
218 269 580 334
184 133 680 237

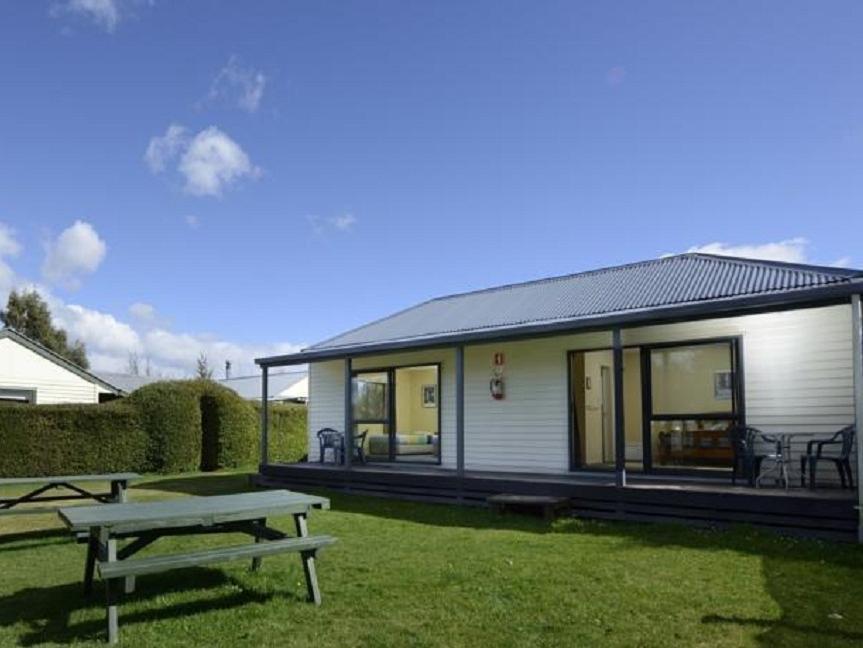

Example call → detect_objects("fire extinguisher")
490 376 505 400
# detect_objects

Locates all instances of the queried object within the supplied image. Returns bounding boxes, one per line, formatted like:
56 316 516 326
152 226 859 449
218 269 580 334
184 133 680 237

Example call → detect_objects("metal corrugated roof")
220 371 308 400
258 254 863 365
95 372 162 394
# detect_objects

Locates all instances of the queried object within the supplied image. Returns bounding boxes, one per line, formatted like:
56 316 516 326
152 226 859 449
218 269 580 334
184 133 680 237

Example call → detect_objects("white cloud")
42 220 107 290
207 56 267 113
146 124 260 197
55 302 142 355
307 213 358 236
683 238 809 263
0 223 22 294
144 124 188 173
330 213 357 231
184 214 200 229
675 237 853 268
47 293 301 377
179 127 260 196
2 232 301 377
51 0 151 34
129 301 156 321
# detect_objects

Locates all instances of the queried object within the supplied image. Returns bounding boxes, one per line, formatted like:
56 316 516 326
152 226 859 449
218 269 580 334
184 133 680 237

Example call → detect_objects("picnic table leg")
110 480 128 504
251 518 265 572
99 528 121 644
293 512 321 605
84 529 98 595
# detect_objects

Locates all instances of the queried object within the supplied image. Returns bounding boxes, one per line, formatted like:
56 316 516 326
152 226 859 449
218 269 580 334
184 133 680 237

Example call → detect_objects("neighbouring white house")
0 328 123 404
253 253 863 540
220 371 308 403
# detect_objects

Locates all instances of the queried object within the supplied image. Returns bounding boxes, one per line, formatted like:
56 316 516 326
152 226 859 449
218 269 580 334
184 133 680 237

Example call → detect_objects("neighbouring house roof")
257 253 863 366
0 328 123 394
219 371 308 400
95 372 163 394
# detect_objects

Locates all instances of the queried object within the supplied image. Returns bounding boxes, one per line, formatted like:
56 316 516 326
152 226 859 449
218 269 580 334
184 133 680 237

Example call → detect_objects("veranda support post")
613 328 627 487
260 366 269 466
851 294 863 543
344 358 353 469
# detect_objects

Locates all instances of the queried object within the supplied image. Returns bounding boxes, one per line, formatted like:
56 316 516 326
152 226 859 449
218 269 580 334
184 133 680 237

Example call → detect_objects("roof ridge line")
426 255 690 303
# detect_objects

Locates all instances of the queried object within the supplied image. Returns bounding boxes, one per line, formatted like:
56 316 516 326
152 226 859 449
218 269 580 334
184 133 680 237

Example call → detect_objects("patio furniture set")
0 473 335 644
731 424 856 490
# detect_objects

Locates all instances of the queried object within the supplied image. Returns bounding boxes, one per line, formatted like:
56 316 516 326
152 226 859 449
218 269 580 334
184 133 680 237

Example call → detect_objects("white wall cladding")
0 337 102 404
305 304 856 480
307 360 346 462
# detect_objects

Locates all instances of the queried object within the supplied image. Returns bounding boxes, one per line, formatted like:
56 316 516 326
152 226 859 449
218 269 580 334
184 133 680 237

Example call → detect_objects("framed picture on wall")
714 371 733 401
422 384 437 408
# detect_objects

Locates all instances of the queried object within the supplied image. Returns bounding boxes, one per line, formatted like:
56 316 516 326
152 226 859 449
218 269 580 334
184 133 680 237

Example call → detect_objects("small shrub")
0 402 146 477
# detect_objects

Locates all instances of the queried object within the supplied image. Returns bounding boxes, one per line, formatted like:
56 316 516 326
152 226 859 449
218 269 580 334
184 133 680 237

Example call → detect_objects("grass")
0 473 862 647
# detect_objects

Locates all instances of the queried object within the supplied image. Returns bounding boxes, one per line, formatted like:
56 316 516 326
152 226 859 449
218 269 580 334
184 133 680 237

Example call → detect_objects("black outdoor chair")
353 429 368 465
317 427 344 464
730 425 768 487
800 425 855 490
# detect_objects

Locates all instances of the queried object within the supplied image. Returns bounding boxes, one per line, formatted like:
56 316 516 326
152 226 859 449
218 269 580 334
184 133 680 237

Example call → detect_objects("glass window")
648 341 739 471
650 343 734 416
352 372 389 421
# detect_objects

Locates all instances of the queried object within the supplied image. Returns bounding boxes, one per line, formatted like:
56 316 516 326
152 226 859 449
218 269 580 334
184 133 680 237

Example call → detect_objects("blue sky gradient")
1 1 861 374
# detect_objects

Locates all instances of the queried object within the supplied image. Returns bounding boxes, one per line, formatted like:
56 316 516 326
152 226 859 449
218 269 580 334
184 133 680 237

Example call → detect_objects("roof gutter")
257 280 863 367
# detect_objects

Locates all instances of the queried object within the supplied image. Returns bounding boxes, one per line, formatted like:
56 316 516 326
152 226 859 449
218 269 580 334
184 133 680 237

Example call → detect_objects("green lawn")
1 473 861 647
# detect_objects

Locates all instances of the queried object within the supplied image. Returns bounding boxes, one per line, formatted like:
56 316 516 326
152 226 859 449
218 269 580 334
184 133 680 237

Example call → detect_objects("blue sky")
1 1 861 375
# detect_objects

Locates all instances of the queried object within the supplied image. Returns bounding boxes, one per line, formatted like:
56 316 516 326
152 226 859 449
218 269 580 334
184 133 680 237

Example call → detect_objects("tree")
1 290 90 369
126 352 141 376
196 351 214 380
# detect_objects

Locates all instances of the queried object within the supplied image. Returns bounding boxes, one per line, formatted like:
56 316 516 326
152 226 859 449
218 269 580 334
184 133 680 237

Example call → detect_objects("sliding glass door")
352 364 441 464
569 337 742 474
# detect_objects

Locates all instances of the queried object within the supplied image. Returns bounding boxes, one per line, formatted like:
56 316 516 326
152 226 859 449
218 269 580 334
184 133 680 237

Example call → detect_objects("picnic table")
0 473 139 515
58 489 335 644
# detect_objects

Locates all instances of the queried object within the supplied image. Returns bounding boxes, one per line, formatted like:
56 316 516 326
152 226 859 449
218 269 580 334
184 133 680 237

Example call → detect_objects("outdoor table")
58 490 330 643
755 431 834 489
0 473 140 515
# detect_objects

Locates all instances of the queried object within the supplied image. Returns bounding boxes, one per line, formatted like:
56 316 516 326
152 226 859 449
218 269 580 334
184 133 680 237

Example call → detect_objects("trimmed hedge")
195 381 258 470
127 381 203 473
0 379 303 477
256 402 308 463
0 402 146 478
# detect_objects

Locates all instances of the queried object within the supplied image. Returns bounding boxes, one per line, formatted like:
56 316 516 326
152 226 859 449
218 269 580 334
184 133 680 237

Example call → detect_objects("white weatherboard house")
255 254 863 541
0 328 122 404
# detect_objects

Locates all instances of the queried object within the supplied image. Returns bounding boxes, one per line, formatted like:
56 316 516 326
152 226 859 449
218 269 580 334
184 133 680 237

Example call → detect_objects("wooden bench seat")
98 535 336 579
97 534 336 643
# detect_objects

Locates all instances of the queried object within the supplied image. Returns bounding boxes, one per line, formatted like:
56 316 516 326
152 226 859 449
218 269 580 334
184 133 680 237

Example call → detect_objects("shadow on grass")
0 567 297 646
0 528 70 554
134 473 254 498
702 614 863 645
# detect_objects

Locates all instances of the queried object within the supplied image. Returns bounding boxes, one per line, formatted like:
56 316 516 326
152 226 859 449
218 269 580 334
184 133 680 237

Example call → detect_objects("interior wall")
582 350 614 464
573 348 642 466
395 367 439 433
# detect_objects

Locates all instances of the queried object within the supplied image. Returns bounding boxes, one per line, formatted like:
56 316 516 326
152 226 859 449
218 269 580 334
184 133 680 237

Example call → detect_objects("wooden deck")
255 462 859 541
